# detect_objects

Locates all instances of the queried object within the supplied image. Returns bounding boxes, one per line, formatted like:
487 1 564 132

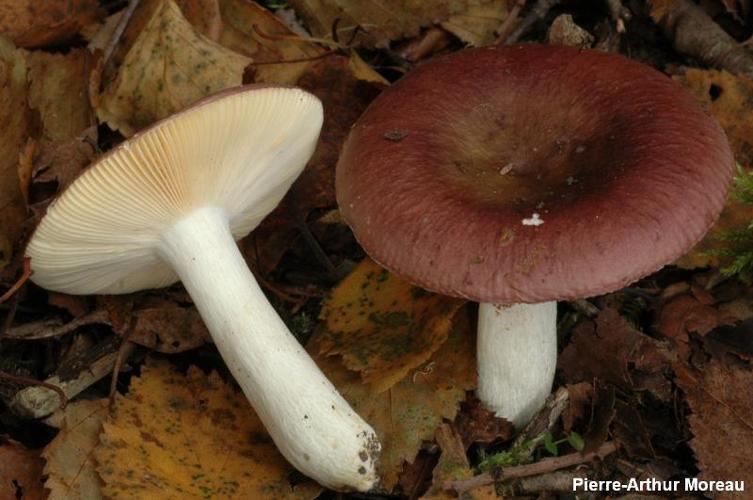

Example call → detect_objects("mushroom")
26 85 380 491
336 45 733 427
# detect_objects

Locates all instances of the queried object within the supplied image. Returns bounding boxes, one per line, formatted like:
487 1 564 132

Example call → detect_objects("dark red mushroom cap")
336 44 734 304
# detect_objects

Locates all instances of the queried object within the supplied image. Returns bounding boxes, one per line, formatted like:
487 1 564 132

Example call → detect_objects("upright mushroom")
27 85 380 491
337 45 733 427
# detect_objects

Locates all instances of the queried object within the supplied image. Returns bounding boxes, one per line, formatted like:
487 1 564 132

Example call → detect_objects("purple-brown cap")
337 44 734 304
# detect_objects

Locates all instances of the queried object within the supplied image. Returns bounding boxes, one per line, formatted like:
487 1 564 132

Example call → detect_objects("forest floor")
1 0 753 499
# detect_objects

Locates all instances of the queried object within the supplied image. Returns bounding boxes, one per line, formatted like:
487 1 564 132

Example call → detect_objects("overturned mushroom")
337 45 733 427
26 85 380 491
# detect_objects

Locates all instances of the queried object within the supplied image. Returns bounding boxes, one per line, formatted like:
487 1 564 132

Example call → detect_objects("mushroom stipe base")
157 206 380 491
477 301 557 427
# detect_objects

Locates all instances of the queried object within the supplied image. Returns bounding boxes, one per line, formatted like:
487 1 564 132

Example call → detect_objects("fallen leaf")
559 307 674 400
675 361 753 498
675 70 753 269
27 49 95 141
655 294 731 359
0 231 10 271
316 258 465 392
453 395 514 448
96 0 251 136
421 424 496 499
312 307 477 490
0 438 46 500
96 359 321 499
24 49 98 202
0 0 100 48
0 37 31 256
248 54 384 273
177 0 222 41
441 0 510 47
289 0 501 48
562 382 593 433
130 306 211 353
217 0 322 85
42 399 109 500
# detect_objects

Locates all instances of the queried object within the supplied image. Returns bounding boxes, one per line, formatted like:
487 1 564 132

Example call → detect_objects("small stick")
444 441 619 493
0 371 67 409
503 0 560 44
103 0 141 65
495 0 527 44
109 328 135 406
0 257 31 305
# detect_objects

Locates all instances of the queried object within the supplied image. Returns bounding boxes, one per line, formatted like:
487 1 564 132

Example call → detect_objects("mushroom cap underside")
27 85 323 294
337 44 734 304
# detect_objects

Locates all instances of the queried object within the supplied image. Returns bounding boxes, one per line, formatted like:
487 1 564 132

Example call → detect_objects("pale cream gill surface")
26 87 323 294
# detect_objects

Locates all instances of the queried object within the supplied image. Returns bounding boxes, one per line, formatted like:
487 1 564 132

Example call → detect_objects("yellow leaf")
318 258 465 393
96 0 250 136
43 399 109 500
441 0 511 47
312 308 476 490
675 70 753 268
348 52 390 86
95 359 321 499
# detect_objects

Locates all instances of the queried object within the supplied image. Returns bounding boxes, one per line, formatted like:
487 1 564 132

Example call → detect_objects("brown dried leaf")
177 0 222 40
453 395 514 448
317 258 465 392
420 424 496 500
0 37 30 253
675 70 753 269
217 0 322 85
562 382 593 433
312 308 476 490
42 399 109 500
23 49 98 204
559 308 674 400
290 55 384 212
0 438 46 500
0 0 100 48
27 49 95 141
131 306 210 353
655 294 731 359
249 54 384 272
675 361 753 498
289 0 500 48
96 359 320 499
96 0 250 136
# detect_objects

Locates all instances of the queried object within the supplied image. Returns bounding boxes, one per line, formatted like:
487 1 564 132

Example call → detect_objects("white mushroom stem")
157 206 379 491
476 301 558 428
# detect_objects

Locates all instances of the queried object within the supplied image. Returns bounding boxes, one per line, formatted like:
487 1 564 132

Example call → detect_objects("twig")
109 322 135 406
503 0 560 44
103 0 141 65
656 0 753 77
515 470 587 493
0 257 31 305
0 372 67 410
401 27 451 62
444 441 619 493
3 310 110 340
495 0 526 44
296 217 337 274
9 336 129 418
605 0 631 34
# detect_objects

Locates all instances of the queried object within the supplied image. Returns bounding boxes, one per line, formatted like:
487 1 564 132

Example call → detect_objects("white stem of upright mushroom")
157 206 380 491
476 301 557 428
